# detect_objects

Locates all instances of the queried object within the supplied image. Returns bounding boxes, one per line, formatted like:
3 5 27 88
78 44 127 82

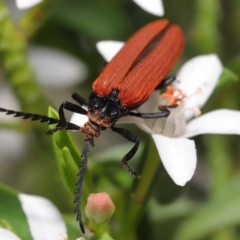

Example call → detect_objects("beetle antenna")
74 140 91 234
0 107 60 125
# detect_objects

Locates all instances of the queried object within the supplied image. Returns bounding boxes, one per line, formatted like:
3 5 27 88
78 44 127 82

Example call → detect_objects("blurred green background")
0 0 240 239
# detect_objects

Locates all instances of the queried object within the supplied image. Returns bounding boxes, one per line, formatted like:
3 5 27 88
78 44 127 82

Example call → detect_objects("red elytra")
93 19 184 108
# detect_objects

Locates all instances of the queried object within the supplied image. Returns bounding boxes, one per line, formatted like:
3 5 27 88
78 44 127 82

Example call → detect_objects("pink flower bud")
85 192 115 225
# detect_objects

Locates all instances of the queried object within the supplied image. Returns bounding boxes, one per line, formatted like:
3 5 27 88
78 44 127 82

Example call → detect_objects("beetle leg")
46 121 81 135
72 93 89 106
111 127 140 179
159 104 178 110
128 108 170 118
58 101 87 122
47 102 86 134
155 76 176 90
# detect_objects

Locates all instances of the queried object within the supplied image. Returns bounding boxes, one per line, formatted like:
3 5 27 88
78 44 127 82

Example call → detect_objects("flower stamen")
182 87 202 118
192 106 201 117
185 106 201 117
160 85 186 105
186 87 203 99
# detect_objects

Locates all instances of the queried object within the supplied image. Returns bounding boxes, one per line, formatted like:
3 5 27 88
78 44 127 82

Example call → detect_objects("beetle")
0 19 184 233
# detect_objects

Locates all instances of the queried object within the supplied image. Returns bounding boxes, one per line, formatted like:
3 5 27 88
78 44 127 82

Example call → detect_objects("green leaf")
216 67 238 89
174 175 240 240
0 184 32 240
226 54 240 77
48 107 92 208
48 107 81 194
48 107 82 166
61 147 79 193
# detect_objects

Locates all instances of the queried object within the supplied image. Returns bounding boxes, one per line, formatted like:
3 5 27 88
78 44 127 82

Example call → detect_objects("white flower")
132 0 164 16
72 39 240 187
0 228 21 240
135 54 224 186
16 0 42 9
70 0 240 187
15 0 164 13
18 194 67 240
0 194 66 240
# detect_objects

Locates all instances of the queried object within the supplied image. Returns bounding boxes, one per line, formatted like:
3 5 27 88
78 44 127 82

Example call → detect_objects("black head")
88 89 128 121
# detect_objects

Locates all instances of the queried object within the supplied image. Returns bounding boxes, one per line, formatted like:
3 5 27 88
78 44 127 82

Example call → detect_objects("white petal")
175 54 223 120
28 46 87 87
137 91 160 113
18 194 66 240
0 228 21 240
183 109 240 138
96 41 124 62
132 0 164 16
119 115 154 134
16 0 42 9
70 112 89 128
151 135 197 186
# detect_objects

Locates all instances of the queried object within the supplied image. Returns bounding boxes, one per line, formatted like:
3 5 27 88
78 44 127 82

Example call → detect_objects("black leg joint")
112 127 140 179
72 93 89 106
128 110 170 119
49 101 87 134
60 101 87 118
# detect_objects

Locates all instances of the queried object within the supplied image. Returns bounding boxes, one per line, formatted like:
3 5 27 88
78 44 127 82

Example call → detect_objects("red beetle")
0 19 184 233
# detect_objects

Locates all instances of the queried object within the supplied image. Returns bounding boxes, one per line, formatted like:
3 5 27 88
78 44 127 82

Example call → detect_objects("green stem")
121 138 160 236
0 1 48 113
192 0 221 53
204 135 233 193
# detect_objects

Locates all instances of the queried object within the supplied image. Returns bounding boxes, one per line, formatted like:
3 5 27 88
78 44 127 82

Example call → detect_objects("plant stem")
122 138 160 237
0 1 48 113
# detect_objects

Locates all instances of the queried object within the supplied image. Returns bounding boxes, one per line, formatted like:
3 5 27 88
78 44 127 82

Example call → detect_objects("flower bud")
85 192 115 225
